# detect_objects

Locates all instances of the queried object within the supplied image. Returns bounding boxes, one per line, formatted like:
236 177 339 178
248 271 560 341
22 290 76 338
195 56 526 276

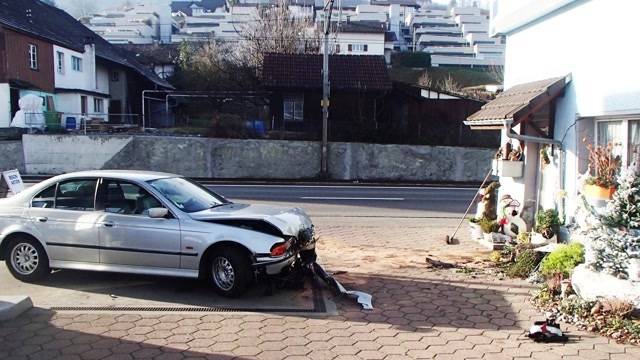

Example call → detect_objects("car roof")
53 170 180 182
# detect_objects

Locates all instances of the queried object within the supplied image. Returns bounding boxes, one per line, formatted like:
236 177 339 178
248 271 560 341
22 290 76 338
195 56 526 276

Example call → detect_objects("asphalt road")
206 184 479 218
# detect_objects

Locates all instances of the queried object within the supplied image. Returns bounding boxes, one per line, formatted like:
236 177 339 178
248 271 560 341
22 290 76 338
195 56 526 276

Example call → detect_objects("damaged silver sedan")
0 170 318 297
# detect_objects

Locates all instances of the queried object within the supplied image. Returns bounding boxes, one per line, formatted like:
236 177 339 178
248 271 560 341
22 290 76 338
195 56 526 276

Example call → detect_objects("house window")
94 98 104 113
595 118 640 165
111 71 119 82
335 44 340 54
28 44 38 70
72 56 82 72
56 51 64 74
283 95 303 122
348 44 368 52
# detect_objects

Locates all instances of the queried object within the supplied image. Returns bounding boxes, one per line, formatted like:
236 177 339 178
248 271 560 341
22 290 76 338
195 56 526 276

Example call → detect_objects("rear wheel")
207 248 251 297
4 237 50 282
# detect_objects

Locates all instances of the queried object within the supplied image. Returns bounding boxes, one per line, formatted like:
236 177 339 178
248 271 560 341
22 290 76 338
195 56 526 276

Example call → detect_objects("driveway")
0 185 637 359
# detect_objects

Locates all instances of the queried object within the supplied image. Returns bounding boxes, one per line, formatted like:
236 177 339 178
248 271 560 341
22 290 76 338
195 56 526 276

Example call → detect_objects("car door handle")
102 222 115 228
35 217 48 223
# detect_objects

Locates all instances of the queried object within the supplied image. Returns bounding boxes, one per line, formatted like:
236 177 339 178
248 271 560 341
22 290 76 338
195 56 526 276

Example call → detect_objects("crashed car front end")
253 224 316 275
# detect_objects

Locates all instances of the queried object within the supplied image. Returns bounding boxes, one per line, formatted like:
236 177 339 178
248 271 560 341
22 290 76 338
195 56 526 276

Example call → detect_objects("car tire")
4 236 50 282
207 247 251 297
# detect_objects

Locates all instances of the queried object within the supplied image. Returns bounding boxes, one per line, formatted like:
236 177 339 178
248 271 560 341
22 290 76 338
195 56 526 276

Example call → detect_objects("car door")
28 178 101 263
96 179 181 268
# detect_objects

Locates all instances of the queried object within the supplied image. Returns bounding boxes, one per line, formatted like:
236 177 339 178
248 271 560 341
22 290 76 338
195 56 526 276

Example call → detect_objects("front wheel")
4 237 50 282
207 248 251 297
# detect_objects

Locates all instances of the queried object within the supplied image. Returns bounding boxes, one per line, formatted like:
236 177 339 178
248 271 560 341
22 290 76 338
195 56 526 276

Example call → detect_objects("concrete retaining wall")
0 141 25 173
22 135 494 182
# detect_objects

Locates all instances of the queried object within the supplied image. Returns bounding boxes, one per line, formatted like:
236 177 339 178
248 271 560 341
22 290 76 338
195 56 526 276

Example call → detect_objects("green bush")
479 218 500 234
540 243 585 278
535 209 562 238
506 249 539 278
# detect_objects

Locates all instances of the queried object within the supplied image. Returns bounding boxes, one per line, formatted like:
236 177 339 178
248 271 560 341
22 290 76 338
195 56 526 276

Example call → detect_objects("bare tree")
437 74 462 94
235 1 320 69
418 71 433 88
487 65 504 84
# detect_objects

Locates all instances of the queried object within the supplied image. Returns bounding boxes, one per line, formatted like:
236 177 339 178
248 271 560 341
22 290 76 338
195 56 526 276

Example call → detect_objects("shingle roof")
262 53 391 91
116 44 180 65
171 0 226 16
0 0 172 88
333 22 386 34
465 75 570 127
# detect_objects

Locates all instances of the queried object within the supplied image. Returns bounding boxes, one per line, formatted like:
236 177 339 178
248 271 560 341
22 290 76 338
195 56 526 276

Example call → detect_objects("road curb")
0 296 33 321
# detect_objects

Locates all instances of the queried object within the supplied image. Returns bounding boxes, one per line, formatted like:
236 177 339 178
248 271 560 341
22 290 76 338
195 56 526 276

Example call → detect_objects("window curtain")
597 121 623 158
629 120 640 165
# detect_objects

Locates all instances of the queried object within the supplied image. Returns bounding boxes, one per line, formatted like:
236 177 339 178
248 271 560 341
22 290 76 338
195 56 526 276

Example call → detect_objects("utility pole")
321 0 335 177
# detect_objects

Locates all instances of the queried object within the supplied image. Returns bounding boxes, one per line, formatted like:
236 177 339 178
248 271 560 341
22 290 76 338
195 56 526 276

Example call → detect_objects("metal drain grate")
50 306 317 313
51 282 326 313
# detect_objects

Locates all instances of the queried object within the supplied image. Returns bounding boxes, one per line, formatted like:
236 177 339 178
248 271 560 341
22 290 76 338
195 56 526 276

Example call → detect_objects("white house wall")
499 0 640 216
0 83 10 127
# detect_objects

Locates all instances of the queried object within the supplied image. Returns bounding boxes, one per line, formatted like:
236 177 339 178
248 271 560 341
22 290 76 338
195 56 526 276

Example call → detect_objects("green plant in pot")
533 209 562 244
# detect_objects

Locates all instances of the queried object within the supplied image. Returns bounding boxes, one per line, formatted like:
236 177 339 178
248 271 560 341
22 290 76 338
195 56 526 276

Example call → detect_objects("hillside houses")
0 0 171 129
76 0 503 68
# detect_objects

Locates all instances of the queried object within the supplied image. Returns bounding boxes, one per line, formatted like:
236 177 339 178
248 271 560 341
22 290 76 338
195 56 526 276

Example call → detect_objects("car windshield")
148 177 229 213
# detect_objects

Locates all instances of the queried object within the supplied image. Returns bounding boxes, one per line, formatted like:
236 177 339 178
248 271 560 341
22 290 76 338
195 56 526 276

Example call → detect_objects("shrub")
489 251 502 263
540 243 585 278
479 218 500 234
517 231 531 244
506 249 539 278
535 209 562 238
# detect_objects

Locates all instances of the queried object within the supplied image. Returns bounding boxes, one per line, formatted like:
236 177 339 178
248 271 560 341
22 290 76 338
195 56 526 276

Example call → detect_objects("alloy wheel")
212 256 235 291
10 243 39 275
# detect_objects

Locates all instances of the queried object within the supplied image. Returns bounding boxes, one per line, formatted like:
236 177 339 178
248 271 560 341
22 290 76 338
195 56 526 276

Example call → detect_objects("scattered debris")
425 257 457 269
312 262 373 310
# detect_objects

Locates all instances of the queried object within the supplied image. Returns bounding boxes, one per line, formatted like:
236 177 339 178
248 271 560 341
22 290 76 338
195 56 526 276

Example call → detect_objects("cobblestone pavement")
1 219 638 360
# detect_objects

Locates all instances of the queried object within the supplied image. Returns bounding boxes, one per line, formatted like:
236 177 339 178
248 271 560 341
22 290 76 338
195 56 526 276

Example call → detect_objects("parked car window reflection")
102 180 163 216
31 184 57 208
55 179 97 211
148 177 228 213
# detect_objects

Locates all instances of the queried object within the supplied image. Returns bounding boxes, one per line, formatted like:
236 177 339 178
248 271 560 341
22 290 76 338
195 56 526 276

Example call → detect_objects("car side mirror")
148 208 169 219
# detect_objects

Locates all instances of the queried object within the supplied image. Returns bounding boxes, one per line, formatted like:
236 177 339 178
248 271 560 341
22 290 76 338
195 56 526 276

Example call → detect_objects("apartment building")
409 6 504 67
84 3 173 44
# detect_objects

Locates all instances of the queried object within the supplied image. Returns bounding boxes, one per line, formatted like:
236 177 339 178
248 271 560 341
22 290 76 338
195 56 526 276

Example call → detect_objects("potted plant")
468 217 483 240
479 218 507 248
583 142 621 200
533 209 562 245
492 143 524 178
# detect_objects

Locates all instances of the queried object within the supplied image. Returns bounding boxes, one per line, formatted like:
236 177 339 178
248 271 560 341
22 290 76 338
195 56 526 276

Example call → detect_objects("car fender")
0 223 51 261
179 219 285 270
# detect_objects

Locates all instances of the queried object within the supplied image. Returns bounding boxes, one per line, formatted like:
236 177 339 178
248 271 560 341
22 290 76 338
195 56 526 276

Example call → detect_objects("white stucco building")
465 0 640 224
53 43 110 126
409 6 504 67
85 3 173 44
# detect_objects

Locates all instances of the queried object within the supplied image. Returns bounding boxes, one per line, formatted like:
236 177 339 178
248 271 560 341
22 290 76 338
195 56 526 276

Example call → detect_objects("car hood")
189 203 313 236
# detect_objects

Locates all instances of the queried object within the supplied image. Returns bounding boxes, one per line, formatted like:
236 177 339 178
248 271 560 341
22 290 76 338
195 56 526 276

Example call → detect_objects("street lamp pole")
321 0 335 178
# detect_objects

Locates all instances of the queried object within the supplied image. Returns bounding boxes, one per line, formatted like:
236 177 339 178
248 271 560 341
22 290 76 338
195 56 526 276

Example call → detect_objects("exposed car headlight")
270 240 291 257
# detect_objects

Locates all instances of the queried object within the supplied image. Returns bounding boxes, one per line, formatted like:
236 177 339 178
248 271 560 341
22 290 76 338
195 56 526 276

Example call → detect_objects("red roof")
262 53 392 91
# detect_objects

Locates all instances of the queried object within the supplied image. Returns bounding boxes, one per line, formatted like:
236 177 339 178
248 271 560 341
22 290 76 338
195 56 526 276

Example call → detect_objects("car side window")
102 180 163 216
55 179 98 211
31 184 56 208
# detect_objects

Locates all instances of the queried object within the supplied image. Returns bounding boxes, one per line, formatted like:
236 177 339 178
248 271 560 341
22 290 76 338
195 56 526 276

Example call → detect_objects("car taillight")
270 241 291 257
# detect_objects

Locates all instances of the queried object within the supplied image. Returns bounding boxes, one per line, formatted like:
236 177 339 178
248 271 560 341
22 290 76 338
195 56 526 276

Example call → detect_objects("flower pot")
492 159 523 178
583 184 616 200
469 222 482 240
